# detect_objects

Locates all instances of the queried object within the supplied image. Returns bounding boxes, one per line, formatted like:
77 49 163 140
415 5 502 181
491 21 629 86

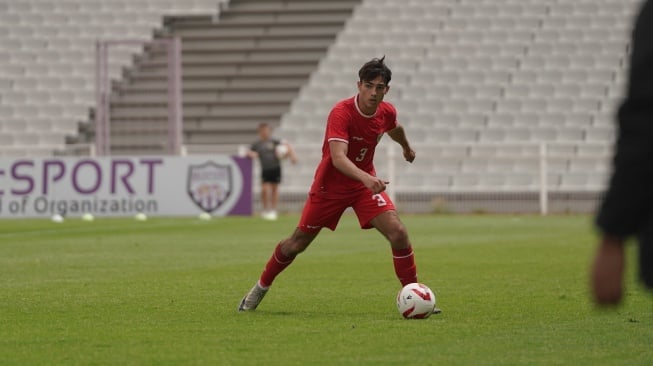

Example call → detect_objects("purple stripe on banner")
230 156 252 216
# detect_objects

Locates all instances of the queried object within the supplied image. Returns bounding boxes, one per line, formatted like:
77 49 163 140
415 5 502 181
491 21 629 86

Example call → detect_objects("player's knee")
281 232 313 256
288 242 307 256
386 224 409 246
280 239 302 257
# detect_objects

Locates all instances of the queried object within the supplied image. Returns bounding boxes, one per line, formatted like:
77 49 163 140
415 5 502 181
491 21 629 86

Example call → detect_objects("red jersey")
310 95 398 197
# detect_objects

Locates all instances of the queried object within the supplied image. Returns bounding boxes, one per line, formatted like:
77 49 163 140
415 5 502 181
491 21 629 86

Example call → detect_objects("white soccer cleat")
238 282 269 311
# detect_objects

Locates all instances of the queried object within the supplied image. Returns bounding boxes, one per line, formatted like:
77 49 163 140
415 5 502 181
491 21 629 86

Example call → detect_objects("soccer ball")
396 283 436 319
275 143 289 159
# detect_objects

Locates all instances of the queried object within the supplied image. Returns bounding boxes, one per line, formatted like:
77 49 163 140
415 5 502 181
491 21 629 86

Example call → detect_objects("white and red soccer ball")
396 283 436 319
275 143 290 159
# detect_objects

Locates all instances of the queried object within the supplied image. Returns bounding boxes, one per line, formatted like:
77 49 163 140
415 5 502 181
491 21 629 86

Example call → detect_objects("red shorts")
298 189 396 233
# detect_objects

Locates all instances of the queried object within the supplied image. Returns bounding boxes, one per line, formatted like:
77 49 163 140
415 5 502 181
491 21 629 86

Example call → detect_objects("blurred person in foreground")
248 123 297 221
592 0 653 305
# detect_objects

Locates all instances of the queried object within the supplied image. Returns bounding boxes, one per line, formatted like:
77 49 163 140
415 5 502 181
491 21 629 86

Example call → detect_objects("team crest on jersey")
187 161 232 213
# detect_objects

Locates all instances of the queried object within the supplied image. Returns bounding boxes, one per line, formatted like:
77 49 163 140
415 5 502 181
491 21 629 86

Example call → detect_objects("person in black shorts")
592 0 653 305
248 123 297 220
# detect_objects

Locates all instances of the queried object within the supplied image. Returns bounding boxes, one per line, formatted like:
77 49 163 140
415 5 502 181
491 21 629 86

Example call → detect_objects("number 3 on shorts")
372 193 387 207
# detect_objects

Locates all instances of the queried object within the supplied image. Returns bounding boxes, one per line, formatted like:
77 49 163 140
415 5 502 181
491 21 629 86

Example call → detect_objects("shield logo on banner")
187 161 232 213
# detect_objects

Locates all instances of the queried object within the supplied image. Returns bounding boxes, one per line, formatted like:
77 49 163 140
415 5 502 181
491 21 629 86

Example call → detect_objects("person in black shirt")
592 0 653 305
248 123 297 220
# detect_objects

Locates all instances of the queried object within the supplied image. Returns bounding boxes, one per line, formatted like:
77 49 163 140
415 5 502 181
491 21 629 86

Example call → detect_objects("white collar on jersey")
353 95 377 118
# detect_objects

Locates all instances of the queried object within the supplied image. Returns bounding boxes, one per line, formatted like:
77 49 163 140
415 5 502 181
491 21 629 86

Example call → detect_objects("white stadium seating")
0 0 227 157
0 0 643 202
277 0 642 194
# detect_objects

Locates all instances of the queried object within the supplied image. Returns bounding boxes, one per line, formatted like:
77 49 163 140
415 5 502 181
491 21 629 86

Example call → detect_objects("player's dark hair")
258 122 270 130
358 56 392 85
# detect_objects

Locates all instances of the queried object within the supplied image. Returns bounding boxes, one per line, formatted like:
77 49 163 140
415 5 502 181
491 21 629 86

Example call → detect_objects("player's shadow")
259 310 295 316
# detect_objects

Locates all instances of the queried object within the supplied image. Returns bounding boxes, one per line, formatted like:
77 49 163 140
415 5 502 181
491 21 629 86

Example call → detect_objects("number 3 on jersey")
372 193 387 207
355 147 368 162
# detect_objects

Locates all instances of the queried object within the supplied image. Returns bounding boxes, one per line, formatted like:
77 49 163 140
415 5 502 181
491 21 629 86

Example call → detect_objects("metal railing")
95 38 182 156
234 140 613 215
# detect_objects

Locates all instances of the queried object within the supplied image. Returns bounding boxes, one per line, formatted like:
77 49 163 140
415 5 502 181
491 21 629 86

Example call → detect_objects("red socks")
258 244 416 288
392 246 417 286
259 244 295 288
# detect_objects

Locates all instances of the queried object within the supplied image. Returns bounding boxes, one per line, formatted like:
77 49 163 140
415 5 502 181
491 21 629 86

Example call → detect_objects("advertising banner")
0 155 252 218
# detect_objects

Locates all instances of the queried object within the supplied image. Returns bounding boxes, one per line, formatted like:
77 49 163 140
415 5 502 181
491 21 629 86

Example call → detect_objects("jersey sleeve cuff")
327 137 349 144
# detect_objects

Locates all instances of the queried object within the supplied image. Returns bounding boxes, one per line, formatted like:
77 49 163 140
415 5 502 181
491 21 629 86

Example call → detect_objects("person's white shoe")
238 282 269 311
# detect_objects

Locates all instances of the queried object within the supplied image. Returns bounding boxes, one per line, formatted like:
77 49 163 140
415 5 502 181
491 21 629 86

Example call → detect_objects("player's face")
357 76 389 114
258 126 271 140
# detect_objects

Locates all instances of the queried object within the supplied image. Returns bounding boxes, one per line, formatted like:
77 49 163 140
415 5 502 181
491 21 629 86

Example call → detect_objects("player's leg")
354 192 440 313
258 193 346 287
261 182 270 214
269 183 279 219
370 210 410 250
239 228 319 311
261 228 319 287
269 167 281 219
239 193 346 311
370 210 418 286
353 191 417 286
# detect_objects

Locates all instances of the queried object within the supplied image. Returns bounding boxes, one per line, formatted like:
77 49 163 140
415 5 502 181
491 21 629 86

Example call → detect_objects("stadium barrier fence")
95 38 182 156
222 141 611 216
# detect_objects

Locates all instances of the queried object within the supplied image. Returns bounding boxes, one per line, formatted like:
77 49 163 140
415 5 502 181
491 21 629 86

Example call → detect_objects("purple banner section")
230 157 252 215
0 155 252 218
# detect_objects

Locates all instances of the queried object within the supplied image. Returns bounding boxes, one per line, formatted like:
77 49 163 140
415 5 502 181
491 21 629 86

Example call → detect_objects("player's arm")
284 142 298 164
246 150 258 159
591 235 625 305
246 143 259 159
329 140 387 194
387 124 416 163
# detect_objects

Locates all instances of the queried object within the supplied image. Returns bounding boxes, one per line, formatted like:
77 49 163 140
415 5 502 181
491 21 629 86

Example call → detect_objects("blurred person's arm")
593 0 653 304
247 143 259 159
592 236 625 305
284 142 298 165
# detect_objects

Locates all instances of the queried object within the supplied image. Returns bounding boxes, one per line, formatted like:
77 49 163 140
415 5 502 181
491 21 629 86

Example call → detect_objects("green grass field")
1 214 651 365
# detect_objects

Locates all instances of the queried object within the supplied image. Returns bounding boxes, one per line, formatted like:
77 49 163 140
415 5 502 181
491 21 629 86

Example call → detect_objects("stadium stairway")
0 0 227 158
67 0 362 155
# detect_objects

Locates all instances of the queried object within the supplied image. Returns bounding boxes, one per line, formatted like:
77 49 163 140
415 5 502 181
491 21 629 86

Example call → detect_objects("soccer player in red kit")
239 57 434 312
